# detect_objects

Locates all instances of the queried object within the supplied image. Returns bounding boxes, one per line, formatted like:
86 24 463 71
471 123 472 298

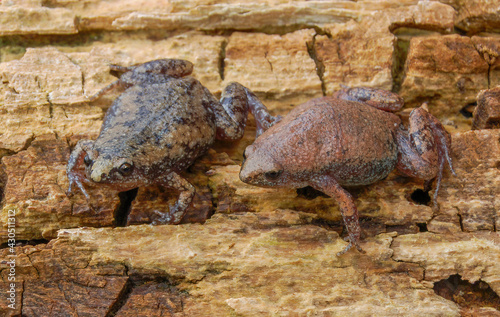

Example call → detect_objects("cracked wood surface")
0 0 500 316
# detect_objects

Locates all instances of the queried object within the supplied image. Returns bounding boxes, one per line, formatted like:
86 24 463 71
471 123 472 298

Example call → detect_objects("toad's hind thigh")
395 107 443 180
394 106 456 208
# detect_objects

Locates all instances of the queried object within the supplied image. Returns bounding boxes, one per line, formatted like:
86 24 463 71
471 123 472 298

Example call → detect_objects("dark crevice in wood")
114 188 139 227
433 274 500 311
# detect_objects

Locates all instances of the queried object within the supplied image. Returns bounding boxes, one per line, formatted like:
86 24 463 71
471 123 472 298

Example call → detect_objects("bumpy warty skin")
91 78 218 187
66 58 279 224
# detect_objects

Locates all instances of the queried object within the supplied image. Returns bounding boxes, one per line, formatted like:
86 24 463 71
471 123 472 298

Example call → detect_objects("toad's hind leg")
119 59 193 78
88 59 194 101
215 82 281 140
395 105 456 209
333 87 404 112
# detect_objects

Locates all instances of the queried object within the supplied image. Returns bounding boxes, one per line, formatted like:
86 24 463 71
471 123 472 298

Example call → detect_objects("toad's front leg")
311 175 363 256
152 172 195 225
66 139 95 202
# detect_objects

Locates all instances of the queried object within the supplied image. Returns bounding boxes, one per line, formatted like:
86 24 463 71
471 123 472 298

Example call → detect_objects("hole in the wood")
409 189 431 206
105 278 133 317
433 274 500 311
114 188 139 227
218 40 227 81
458 213 465 232
386 224 419 235
459 102 476 118
391 37 410 93
296 186 329 200
416 222 428 232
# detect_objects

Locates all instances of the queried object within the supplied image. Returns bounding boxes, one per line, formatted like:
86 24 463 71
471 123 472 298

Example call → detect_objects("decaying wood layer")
0 0 499 316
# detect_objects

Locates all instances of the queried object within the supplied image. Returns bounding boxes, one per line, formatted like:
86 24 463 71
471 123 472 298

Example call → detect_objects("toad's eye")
118 162 133 175
83 155 92 166
264 170 282 181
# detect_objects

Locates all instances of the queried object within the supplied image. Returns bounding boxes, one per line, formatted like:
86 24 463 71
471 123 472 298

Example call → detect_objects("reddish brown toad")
67 59 279 224
239 87 455 255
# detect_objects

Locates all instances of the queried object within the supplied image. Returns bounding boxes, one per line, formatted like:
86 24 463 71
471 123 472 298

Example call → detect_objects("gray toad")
67 59 280 224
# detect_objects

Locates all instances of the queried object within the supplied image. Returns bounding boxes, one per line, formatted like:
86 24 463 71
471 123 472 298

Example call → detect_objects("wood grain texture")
0 0 499 316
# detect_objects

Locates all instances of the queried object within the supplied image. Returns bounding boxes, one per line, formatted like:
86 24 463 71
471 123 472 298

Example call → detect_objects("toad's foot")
337 235 364 256
150 172 195 225
66 176 98 212
151 202 188 225
66 139 98 212
312 175 363 256
151 208 175 225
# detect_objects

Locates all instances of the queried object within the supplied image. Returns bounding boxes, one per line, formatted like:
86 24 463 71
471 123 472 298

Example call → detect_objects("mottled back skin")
95 77 217 184
66 59 280 224
244 97 401 187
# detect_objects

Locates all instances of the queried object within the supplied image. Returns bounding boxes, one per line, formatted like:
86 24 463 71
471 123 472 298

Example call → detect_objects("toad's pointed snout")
90 169 105 183
239 164 251 183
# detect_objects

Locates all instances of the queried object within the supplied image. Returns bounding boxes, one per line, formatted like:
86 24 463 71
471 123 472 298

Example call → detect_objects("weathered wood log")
1 0 499 315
